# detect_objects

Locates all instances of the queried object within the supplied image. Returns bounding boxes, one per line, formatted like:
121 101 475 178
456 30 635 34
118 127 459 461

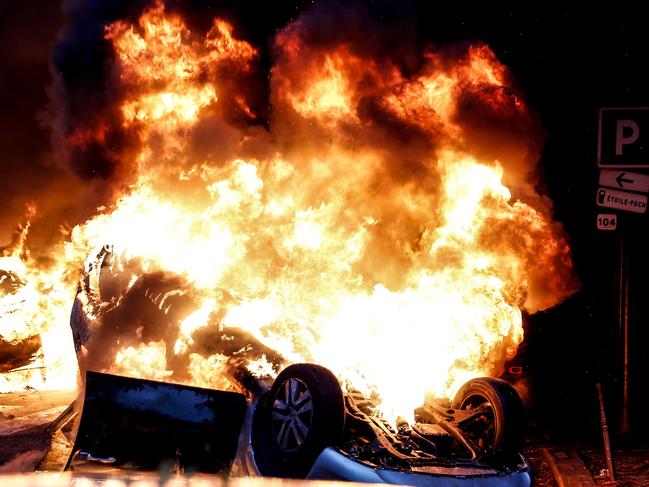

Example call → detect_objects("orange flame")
0 2 576 422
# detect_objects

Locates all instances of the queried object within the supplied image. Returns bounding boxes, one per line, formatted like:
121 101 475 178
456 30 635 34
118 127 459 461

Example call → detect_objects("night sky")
2 2 649 440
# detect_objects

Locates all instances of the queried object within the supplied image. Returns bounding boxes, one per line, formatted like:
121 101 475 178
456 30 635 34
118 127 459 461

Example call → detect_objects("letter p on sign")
599 108 649 168
616 120 640 155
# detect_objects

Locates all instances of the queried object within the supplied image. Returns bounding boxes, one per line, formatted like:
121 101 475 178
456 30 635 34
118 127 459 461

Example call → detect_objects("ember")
0 0 578 424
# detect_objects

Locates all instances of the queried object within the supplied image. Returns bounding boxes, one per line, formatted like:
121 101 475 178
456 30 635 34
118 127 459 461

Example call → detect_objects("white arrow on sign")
599 169 649 193
596 187 648 214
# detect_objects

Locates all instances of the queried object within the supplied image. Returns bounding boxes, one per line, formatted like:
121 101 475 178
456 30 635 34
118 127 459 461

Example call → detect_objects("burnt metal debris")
68 371 246 475
70 247 286 381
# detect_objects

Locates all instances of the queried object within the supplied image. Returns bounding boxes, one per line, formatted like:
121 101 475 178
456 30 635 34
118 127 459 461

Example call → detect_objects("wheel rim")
271 377 314 452
461 393 496 448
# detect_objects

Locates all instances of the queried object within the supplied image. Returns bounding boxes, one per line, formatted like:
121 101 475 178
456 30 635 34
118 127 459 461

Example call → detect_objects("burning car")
65 364 531 485
65 365 531 486
0 5 583 484
62 247 531 486
1 0 578 446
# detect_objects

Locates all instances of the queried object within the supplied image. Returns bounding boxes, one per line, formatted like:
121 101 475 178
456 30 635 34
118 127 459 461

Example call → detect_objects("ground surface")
0 390 76 472
525 442 649 487
523 445 558 487
581 446 649 486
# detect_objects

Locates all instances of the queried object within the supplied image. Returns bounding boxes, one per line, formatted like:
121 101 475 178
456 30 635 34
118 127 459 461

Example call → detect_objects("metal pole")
596 383 616 482
618 226 624 337
620 227 630 434
623 239 630 435
619 226 630 435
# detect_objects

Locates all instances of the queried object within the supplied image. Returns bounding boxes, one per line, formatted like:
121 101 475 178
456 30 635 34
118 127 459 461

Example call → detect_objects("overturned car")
63 247 532 486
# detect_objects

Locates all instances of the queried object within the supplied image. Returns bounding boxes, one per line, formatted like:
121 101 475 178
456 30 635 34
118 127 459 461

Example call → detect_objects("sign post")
617 225 630 435
597 107 649 435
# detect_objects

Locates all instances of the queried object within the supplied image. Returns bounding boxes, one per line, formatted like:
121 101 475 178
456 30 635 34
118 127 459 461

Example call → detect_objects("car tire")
251 363 345 478
451 377 524 451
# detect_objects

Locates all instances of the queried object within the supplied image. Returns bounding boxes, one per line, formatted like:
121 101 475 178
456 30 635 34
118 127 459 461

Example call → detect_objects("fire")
0 211 78 392
287 51 359 123
1 1 577 422
114 341 172 381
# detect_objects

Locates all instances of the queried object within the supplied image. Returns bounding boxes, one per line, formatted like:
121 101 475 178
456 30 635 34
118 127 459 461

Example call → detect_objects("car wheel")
451 377 524 451
251 363 345 478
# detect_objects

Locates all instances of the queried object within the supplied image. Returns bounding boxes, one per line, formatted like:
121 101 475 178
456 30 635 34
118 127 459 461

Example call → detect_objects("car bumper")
306 448 532 487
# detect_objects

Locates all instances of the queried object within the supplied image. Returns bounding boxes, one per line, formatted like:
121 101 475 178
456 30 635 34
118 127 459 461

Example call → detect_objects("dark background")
2 2 648 441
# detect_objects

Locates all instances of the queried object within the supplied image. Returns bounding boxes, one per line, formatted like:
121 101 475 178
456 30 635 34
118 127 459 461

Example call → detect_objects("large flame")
0 2 576 421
